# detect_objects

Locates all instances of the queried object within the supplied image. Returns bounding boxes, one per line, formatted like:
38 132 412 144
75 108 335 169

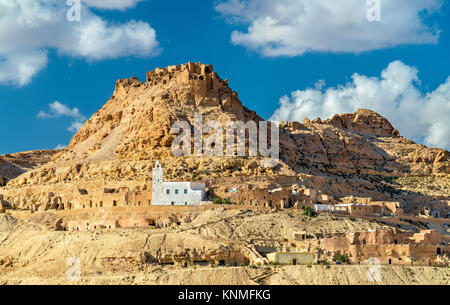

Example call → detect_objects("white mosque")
151 161 206 205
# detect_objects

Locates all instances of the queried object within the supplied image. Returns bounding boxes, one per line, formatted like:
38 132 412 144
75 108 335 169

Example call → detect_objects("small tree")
303 206 316 218
336 254 349 264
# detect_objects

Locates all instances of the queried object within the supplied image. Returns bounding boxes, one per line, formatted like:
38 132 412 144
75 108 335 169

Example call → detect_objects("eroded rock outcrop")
325 109 400 138
0 150 58 182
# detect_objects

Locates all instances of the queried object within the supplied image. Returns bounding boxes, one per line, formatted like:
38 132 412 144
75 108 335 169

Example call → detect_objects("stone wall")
321 229 448 266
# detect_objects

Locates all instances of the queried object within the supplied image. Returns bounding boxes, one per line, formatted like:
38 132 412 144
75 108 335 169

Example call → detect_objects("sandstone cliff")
0 150 58 185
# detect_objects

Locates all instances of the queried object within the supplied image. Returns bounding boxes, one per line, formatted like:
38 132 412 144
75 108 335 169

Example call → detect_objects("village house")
266 252 314 266
224 185 334 210
151 161 206 205
313 203 374 217
321 229 449 266
341 196 404 216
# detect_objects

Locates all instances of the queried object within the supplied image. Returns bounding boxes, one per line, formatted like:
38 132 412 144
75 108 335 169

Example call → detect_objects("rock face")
325 109 400 138
55 62 258 162
0 62 449 210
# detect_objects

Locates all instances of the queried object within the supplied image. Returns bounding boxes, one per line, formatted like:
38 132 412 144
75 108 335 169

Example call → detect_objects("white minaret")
152 161 164 204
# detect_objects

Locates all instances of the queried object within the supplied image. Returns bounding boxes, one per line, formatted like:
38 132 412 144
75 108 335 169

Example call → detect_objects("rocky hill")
1 62 449 206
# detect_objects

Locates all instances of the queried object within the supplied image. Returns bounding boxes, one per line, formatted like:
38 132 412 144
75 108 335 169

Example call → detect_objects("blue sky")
0 0 449 154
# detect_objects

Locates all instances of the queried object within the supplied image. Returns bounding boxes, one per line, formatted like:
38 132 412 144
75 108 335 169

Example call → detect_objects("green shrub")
336 254 349 264
302 206 316 218
212 198 222 205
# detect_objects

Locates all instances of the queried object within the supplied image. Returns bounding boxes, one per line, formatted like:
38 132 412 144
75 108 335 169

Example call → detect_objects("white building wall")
314 204 333 212
151 162 206 205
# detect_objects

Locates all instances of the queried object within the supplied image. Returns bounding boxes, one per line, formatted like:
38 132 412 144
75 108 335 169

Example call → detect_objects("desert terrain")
0 207 448 285
0 63 448 285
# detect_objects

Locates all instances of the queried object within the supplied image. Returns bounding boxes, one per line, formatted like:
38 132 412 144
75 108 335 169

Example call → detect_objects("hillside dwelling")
151 161 206 205
266 252 314 265
321 229 449 266
342 196 404 216
313 203 374 217
293 231 307 241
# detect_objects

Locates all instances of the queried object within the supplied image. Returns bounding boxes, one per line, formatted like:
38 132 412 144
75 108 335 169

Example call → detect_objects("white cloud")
67 120 84 133
64 17 158 60
54 144 67 150
215 0 442 56
84 0 144 11
0 50 48 86
38 101 83 118
270 61 450 150
0 0 159 86
38 101 86 133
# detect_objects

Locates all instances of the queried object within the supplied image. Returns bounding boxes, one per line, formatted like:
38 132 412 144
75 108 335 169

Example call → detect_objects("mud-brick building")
314 203 375 216
266 252 314 265
341 196 404 216
226 186 334 209
230 187 294 208
321 229 449 266
156 249 249 267
69 187 132 210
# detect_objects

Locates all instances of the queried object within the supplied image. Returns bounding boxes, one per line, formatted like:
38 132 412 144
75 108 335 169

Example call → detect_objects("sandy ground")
0 210 448 285
0 265 448 285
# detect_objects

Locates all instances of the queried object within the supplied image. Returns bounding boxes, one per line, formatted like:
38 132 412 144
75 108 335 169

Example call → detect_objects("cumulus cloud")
54 144 67 150
270 61 450 150
67 121 85 133
84 0 144 11
38 101 86 133
38 101 83 118
0 50 48 87
0 0 159 86
215 0 442 56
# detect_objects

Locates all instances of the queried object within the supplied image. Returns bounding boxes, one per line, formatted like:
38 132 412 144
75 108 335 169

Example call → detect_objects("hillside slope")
0 150 58 186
